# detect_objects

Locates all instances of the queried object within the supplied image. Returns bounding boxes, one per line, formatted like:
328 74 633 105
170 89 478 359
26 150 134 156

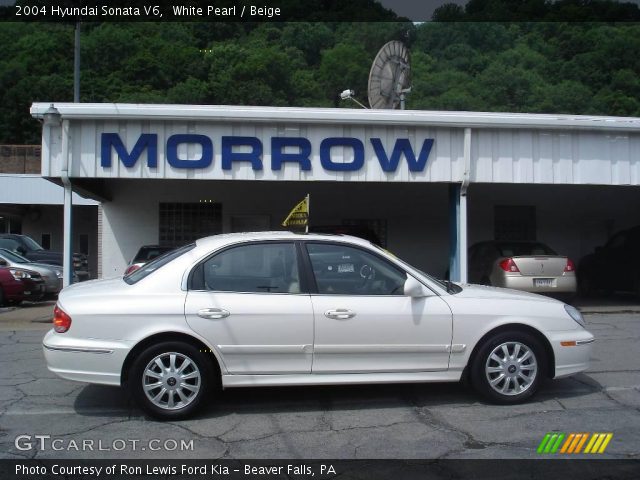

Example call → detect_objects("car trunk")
511 256 567 276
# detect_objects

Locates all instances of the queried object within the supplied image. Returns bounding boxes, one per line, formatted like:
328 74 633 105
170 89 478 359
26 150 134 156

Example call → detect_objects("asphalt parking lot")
0 301 638 460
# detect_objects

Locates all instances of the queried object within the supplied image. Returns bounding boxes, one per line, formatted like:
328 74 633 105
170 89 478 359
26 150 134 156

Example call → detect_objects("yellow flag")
282 196 309 228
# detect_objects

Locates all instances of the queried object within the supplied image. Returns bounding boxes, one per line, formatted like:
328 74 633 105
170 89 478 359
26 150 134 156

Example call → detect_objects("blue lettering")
221 136 263 170
100 133 157 168
166 134 213 169
320 138 364 172
371 138 434 172
271 137 312 171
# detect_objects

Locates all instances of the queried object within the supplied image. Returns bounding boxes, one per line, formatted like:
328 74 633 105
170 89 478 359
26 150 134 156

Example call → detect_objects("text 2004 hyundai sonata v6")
43 232 594 419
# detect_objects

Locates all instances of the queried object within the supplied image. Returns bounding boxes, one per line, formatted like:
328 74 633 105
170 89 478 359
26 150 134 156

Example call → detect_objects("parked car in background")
45 232 593 419
468 241 577 299
0 264 44 304
0 234 89 281
0 267 25 306
0 248 63 295
125 245 175 275
578 225 640 297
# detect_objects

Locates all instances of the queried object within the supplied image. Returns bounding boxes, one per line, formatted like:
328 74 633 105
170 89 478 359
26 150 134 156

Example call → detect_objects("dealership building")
30 103 640 283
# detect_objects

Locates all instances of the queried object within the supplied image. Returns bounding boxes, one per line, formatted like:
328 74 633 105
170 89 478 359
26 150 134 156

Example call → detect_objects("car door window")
306 243 406 295
192 242 300 293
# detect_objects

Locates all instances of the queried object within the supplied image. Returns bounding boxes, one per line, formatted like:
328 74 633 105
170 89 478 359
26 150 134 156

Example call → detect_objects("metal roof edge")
30 103 640 132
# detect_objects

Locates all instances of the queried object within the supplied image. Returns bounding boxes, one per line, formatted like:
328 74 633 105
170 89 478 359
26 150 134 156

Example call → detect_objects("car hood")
453 283 562 303
28 262 61 272
28 251 63 265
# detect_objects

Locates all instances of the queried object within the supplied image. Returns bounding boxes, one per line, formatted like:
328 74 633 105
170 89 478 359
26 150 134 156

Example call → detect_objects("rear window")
124 243 195 284
496 242 557 257
133 246 175 263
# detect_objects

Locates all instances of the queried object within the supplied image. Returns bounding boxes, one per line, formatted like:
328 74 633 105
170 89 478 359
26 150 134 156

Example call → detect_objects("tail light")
564 258 575 272
124 264 140 275
499 258 520 273
53 305 72 333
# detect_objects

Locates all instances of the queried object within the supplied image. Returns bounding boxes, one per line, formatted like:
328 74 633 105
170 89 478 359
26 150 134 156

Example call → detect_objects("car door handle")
197 308 230 320
325 309 356 320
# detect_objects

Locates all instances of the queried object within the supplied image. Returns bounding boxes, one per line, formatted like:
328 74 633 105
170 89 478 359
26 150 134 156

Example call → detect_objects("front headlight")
564 304 586 328
55 270 63 278
9 269 31 280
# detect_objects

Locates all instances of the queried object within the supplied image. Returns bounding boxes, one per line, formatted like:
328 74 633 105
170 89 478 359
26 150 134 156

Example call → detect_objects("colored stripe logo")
537 432 613 454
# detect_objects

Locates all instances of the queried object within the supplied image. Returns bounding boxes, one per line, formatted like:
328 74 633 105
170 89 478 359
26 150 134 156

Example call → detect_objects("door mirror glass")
404 276 429 297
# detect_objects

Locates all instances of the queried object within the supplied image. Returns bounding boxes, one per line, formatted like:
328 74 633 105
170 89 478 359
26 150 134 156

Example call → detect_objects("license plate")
534 278 555 287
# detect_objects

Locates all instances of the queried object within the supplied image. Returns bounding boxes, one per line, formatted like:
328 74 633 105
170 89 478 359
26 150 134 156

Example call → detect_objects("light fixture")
339 89 368 109
43 104 61 126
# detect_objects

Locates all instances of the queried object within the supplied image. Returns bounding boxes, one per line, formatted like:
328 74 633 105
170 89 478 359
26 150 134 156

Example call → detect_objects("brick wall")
0 145 41 174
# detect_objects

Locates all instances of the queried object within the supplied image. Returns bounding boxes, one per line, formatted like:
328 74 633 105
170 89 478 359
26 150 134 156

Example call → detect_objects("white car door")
304 242 453 373
184 242 314 374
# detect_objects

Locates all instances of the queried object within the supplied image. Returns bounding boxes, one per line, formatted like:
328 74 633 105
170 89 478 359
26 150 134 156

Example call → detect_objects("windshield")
0 248 29 263
21 236 44 251
124 243 195 284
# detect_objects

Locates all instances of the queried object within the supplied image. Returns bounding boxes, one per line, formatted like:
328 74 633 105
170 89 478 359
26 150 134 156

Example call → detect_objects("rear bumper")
494 274 577 293
547 329 594 378
42 330 130 386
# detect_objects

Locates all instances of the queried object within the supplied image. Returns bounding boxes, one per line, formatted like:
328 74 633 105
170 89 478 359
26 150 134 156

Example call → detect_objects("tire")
129 341 216 420
470 330 547 404
0 287 4 307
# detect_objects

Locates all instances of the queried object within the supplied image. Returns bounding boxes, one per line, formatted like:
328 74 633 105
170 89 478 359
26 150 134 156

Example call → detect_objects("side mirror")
16 247 26 256
0 259 7 267
404 276 430 297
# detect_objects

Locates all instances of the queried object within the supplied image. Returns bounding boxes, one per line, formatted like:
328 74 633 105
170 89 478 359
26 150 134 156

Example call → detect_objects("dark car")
125 245 175 275
0 234 89 280
0 267 25 306
578 226 640 297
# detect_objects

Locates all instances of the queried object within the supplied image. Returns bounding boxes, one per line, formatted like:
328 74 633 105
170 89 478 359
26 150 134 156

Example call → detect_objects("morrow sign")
100 133 435 172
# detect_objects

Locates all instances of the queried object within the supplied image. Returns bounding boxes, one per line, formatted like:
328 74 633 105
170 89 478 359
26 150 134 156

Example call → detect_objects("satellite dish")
367 41 411 110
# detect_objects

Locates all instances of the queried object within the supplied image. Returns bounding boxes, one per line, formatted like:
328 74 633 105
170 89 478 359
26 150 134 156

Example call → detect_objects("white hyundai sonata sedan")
43 232 594 419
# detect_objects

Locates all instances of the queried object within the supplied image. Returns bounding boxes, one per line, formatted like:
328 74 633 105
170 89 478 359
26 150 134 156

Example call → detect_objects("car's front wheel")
471 331 547 404
129 341 215 419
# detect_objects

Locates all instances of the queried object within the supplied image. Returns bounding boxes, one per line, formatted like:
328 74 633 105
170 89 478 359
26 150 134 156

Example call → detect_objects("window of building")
341 219 388 247
41 233 51 250
79 234 89 255
159 202 222 246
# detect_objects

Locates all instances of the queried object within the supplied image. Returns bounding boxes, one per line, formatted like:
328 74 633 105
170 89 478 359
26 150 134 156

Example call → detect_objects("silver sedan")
468 241 577 297
0 248 63 294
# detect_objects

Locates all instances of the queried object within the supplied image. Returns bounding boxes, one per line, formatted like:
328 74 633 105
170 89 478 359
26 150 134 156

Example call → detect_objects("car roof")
194 231 375 249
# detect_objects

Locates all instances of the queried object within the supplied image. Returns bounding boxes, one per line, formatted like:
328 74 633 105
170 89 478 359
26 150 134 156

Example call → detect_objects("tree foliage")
1 7 639 144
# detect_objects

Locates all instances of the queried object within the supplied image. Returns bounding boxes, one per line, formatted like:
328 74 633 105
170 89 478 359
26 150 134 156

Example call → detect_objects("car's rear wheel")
129 341 215 419
0 287 5 307
471 331 546 404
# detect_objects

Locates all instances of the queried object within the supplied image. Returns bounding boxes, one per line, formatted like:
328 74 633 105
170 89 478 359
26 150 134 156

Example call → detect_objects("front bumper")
548 328 595 378
42 330 131 386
